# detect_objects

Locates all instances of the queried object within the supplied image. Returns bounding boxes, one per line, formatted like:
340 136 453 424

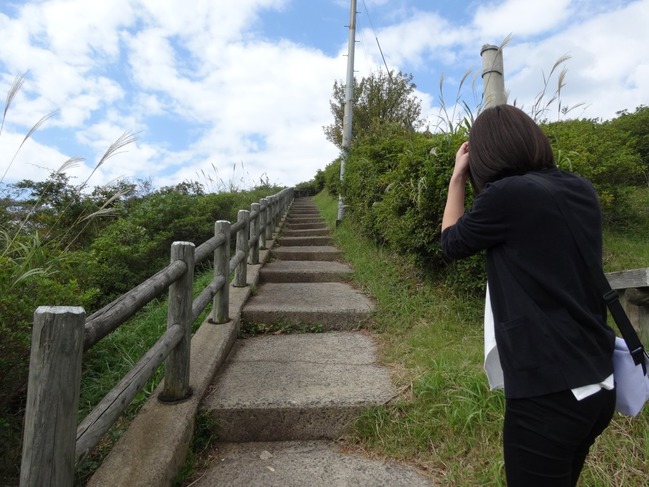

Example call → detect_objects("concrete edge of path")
87 242 276 487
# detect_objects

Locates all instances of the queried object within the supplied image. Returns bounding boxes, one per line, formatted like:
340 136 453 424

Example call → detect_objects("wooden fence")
19 187 294 487
605 267 649 344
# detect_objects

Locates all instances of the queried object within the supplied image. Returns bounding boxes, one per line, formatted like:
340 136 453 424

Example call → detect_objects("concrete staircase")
197 198 432 486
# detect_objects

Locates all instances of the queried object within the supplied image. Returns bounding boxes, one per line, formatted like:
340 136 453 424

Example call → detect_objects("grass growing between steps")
311 192 649 487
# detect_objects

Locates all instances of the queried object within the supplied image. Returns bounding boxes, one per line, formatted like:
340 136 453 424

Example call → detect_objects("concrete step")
285 216 325 224
191 441 432 486
285 222 328 230
281 227 330 237
271 246 341 261
259 261 352 283
290 200 318 211
202 332 392 442
242 282 374 329
278 235 333 246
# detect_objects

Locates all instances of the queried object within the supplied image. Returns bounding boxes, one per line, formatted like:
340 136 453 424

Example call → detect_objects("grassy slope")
312 191 649 487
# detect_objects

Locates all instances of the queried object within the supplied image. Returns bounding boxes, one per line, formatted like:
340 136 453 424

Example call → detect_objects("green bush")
333 124 486 292
543 119 645 223
324 111 648 295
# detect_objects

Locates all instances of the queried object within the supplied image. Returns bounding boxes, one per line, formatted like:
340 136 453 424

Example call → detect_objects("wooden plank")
605 267 649 290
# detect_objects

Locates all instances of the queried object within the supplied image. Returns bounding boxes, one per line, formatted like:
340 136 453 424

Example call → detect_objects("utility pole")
336 0 357 225
480 44 506 108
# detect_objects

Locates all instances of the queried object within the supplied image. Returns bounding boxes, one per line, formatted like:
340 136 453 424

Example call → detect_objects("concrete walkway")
197 198 433 486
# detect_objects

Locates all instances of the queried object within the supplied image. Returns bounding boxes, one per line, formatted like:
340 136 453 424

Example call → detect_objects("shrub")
543 119 645 223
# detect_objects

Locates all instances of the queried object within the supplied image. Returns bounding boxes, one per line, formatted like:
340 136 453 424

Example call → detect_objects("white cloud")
473 0 572 38
502 0 649 120
0 130 72 183
1 0 648 192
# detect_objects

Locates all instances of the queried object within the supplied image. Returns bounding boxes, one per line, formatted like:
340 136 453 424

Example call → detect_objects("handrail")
19 187 294 486
605 266 649 344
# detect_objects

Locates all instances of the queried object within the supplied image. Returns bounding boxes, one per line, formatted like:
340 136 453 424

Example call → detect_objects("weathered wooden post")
259 198 268 249
273 195 281 230
249 202 260 265
212 220 230 324
625 288 649 344
159 241 194 402
265 196 274 241
480 44 507 108
20 306 85 487
234 209 250 287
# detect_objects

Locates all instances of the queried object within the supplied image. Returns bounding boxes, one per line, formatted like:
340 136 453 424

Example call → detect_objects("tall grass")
312 190 649 486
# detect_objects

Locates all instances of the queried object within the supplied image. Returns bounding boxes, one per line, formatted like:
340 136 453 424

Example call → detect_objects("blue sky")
0 0 647 191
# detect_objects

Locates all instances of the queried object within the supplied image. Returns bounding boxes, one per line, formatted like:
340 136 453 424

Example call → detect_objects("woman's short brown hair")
468 104 555 192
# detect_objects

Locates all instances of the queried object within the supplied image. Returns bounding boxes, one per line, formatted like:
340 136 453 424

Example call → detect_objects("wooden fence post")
212 220 230 324
20 306 85 487
249 202 260 265
259 198 268 249
159 241 194 402
234 209 249 287
265 196 274 241
622 289 649 345
273 196 280 230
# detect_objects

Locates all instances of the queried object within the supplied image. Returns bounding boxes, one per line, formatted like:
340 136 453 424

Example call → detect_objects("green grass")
312 190 649 486
603 187 649 272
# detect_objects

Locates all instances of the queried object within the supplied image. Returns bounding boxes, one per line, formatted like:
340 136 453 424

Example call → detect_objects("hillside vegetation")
2 66 649 483
0 169 282 481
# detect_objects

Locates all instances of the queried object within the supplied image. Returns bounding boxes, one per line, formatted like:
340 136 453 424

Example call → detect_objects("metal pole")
336 0 357 225
480 44 506 108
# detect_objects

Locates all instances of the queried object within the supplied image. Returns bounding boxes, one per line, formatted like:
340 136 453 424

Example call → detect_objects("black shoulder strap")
526 172 647 373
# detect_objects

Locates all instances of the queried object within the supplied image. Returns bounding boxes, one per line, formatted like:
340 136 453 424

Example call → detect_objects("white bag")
484 285 504 391
613 336 649 417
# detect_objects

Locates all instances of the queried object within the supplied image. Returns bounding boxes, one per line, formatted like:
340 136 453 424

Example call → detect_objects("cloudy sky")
0 0 647 192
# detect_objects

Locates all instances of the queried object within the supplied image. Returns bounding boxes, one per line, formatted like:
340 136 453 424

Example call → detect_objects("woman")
441 104 616 486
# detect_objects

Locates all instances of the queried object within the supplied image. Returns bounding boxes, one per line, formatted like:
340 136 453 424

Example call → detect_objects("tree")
324 70 423 149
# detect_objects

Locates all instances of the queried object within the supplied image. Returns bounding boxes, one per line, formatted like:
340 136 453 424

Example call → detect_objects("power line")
360 0 391 75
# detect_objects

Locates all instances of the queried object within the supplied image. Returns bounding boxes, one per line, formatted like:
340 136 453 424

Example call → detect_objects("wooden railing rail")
606 267 649 344
19 187 293 487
